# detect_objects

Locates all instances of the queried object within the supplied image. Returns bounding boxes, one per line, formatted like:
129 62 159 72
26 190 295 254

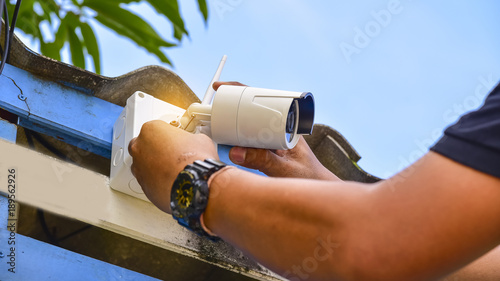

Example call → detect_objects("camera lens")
286 101 298 142
286 102 297 134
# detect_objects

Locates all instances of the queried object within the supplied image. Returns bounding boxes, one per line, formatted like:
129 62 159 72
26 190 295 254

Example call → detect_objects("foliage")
5 0 209 73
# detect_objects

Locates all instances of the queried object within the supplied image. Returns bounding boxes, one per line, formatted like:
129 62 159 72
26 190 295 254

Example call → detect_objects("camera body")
211 85 314 150
110 86 314 201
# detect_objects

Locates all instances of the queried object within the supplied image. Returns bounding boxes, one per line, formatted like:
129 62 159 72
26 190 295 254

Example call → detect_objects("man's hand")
128 120 218 213
213 81 339 181
228 137 339 180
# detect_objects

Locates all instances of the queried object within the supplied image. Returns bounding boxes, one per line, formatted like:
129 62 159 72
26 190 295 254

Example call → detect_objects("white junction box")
110 91 186 202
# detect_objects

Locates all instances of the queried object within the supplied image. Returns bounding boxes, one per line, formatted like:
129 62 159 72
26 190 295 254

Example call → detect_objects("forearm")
203 153 500 281
442 245 500 281
203 167 370 280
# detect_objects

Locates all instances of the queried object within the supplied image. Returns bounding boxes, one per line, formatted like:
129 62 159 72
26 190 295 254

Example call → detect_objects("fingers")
212 81 247 91
128 137 137 156
128 138 137 177
229 146 280 175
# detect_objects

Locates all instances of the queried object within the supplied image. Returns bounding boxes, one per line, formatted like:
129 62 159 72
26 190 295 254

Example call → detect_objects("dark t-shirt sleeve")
430 82 500 179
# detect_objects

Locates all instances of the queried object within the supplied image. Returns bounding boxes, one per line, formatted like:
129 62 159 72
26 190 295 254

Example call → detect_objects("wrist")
170 159 227 241
202 166 239 237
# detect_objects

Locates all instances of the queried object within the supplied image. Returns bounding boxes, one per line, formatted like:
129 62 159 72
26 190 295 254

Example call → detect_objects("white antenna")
201 55 227 105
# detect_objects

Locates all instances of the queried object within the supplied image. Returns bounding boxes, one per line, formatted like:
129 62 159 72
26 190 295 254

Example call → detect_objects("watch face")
171 171 196 219
176 177 194 209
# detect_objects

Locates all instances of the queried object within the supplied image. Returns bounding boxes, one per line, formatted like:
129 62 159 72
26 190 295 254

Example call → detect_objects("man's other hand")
213 81 339 181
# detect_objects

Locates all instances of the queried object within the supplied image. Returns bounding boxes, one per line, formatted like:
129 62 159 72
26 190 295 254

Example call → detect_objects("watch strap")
171 159 226 241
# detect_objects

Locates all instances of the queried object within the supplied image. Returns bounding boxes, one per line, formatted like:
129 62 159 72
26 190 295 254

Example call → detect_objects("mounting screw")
18 94 26 101
0 251 4 258
170 120 180 127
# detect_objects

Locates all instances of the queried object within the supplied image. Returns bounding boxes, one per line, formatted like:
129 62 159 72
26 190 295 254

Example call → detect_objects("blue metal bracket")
0 63 122 158
0 229 160 281
0 118 17 143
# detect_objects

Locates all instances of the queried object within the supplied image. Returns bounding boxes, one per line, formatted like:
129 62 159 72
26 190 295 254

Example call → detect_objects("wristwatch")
170 159 226 241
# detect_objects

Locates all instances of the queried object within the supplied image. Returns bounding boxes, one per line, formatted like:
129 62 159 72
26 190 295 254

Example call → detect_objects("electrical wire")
26 129 77 163
24 129 92 245
0 0 4 55
2 2 93 247
6 0 20 62
0 0 10 74
0 0 22 75
6 2 93 247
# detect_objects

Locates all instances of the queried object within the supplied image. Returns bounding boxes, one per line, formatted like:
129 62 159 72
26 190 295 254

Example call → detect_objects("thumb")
229 147 280 175
212 81 247 91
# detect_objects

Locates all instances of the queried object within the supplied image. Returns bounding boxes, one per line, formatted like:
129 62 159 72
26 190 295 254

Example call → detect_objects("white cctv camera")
208 85 314 150
110 56 315 201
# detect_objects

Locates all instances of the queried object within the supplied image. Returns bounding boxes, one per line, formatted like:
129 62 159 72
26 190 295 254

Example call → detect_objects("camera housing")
211 85 314 149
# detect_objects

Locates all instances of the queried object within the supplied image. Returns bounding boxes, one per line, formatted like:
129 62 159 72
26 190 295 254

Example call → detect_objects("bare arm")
203 152 500 280
227 124 500 281
441 245 500 281
129 121 500 281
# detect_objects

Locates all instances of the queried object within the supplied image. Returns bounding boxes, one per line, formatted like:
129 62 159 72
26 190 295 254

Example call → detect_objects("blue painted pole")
0 64 122 158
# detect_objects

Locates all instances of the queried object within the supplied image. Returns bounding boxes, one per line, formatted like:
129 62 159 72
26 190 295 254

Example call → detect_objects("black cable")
37 209 60 246
0 0 22 75
24 127 35 148
6 0 21 62
57 225 92 243
0 0 10 75
12 1 91 246
25 129 92 245
26 129 77 164
0 0 4 55
8 1 20 38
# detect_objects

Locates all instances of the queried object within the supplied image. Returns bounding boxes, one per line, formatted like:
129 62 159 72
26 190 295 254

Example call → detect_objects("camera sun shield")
211 85 315 150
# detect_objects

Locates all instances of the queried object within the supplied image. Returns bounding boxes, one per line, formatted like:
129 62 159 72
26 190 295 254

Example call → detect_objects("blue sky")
20 0 500 178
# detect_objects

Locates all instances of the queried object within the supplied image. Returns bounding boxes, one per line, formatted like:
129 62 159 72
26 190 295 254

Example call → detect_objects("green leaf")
63 12 86 69
150 48 172 65
71 0 82 7
68 28 85 69
53 16 69 50
95 12 173 65
40 21 64 61
36 11 64 61
80 22 101 73
83 0 176 64
15 14 39 37
40 41 61 61
11 0 210 69
197 0 209 23
65 12 81 29
59 12 85 68
146 0 188 41
84 0 175 47
38 0 58 24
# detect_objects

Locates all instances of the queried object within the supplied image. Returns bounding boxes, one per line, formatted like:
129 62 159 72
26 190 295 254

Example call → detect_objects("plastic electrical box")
110 91 185 201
